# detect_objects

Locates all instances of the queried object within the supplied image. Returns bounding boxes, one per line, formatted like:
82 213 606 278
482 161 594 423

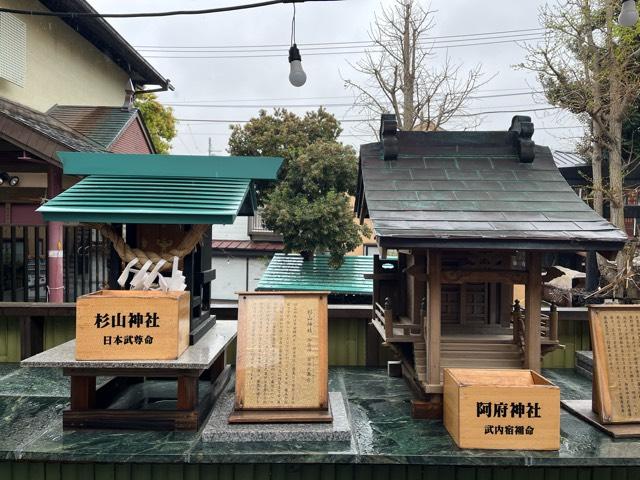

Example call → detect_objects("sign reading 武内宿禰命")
444 369 560 450
590 305 640 424
475 400 541 437
76 290 190 361
230 291 330 423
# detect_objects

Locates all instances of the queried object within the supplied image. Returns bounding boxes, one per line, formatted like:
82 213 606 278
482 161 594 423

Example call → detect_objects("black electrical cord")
0 0 339 18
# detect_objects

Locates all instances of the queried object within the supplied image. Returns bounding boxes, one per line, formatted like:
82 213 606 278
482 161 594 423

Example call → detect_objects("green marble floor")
0 365 637 467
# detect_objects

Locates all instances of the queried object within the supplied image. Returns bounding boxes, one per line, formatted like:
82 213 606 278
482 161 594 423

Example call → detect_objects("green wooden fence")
542 318 591 369
0 313 589 368
0 462 638 480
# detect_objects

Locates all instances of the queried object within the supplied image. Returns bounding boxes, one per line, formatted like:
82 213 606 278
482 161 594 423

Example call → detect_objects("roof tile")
257 253 372 295
357 126 627 250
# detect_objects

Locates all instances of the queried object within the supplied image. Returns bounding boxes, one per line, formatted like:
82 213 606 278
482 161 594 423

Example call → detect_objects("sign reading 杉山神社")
75 290 190 361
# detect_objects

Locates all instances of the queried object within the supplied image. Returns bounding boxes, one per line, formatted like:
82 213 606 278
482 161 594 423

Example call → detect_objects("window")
0 12 26 87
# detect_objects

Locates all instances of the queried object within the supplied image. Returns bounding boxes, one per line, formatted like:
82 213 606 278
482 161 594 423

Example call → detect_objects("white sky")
88 0 582 155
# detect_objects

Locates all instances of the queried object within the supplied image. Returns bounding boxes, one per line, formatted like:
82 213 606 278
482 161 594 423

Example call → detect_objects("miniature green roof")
257 253 373 296
37 152 283 224
56 151 282 179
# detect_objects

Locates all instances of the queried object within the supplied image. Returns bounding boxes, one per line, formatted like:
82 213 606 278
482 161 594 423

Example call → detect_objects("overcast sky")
89 0 581 155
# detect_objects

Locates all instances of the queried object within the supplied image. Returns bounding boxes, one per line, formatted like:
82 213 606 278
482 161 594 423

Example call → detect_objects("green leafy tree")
134 93 177 154
228 107 341 182
228 109 370 267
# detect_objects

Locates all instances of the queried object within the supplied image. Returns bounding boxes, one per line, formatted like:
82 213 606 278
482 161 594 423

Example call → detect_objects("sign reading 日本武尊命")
75 290 190 361
230 291 331 423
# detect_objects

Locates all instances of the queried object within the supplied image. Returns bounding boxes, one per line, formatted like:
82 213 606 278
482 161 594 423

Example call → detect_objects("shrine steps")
440 338 524 370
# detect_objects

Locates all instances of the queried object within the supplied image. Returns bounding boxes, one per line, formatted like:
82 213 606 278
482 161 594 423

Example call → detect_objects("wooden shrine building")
37 152 282 343
354 114 627 410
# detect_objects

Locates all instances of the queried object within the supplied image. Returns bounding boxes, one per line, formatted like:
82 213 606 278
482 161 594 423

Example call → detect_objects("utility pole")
208 137 213 156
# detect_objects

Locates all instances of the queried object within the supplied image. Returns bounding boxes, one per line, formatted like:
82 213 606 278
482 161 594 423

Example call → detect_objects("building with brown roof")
0 0 169 303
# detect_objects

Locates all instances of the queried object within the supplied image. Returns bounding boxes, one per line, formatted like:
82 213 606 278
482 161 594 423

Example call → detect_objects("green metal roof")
37 175 252 224
37 152 283 224
57 152 282 179
257 253 373 296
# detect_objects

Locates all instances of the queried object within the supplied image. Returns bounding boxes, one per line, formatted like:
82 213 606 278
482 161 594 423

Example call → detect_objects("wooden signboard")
443 368 560 450
229 291 331 423
76 290 190 360
590 305 640 424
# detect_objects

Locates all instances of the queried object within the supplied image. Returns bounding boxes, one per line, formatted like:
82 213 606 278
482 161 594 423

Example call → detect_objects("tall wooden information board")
229 291 331 423
590 305 640 424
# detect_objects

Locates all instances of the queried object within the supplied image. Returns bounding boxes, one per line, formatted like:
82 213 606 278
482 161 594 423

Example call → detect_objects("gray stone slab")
20 320 236 370
576 350 593 367
202 391 351 443
576 350 593 380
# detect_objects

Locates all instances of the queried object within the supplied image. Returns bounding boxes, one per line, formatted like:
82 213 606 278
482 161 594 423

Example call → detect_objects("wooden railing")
247 211 282 241
373 298 422 341
512 300 559 355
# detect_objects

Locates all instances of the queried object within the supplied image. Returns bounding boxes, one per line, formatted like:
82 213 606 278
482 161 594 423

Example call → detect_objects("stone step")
575 350 593 380
441 350 522 360
441 335 513 344
441 342 519 352
441 358 523 369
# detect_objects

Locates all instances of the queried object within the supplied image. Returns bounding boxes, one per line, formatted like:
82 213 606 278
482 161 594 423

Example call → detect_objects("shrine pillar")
46 165 64 303
524 251 542 372
426 249 441 385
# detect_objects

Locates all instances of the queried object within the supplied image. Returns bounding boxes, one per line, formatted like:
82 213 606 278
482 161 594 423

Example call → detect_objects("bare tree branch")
344 0 487 132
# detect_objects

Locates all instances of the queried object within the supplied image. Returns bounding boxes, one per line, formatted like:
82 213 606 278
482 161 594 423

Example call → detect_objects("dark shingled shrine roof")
355 116 627 252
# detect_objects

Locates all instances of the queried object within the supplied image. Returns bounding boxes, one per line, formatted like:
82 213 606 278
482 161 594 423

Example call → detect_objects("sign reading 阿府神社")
76 290 190 361
475 400 542 437
444 368 560 450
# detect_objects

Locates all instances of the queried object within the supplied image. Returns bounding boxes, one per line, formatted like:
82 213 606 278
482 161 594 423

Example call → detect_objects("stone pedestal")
203 391 351 443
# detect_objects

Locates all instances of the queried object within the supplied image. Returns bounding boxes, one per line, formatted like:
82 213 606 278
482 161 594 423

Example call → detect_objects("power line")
138 32 545 53
145 37 546 59
175 107 562 123
0 1 339 18
163 92 546 108
455 106 560 117
180 125 585 136
182 131 370 137
135 27 545 50
160 88 537 104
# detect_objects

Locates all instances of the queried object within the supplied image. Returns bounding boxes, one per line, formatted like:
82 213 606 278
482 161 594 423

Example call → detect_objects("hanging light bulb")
288 44 306 87
619 0 639 26
287 2 306 87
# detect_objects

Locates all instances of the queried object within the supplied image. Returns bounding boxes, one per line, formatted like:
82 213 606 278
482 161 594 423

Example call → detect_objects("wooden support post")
20 315 44 360
525 252 542 372
365 321 380 367
426 250 441 385
512 299 521 344
177 375 199 411
500 283 514 328
383 297 393 340
549 303 559 342
46 165 64 303
70 376 96 411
